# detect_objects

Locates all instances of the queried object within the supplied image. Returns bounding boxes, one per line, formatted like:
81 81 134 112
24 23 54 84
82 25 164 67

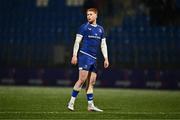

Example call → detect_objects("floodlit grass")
0 86 180 119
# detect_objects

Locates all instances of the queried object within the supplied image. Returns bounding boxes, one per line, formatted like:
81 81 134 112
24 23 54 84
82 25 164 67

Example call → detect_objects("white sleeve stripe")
76 34 83 38
102 38 106 41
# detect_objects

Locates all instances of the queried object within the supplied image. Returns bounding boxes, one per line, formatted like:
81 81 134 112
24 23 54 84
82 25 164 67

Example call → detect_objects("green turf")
0 86 180 119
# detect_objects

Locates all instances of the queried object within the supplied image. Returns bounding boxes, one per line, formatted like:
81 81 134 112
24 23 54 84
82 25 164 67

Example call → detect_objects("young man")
68 8 109 112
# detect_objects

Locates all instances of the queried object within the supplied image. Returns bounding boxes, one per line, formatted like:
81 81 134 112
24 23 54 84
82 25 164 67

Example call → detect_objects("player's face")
87 11 97 24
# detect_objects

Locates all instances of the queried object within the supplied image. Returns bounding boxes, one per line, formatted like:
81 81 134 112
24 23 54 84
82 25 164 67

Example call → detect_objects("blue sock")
71 90 79 98
87 93 93 101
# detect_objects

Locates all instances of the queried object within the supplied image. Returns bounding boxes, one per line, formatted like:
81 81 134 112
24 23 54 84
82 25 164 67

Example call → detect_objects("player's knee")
79 74 88 83
90 78 96 85
78 78 86 84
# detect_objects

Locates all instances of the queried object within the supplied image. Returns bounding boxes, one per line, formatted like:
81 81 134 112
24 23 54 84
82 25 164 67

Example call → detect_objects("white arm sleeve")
101 38 108 59
73 34 83 56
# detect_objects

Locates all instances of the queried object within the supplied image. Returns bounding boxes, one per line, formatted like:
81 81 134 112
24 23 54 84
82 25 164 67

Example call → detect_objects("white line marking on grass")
0 111 180 114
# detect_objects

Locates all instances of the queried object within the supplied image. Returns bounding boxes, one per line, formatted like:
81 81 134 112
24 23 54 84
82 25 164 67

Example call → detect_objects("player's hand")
104 58 109 68
71 56 78 65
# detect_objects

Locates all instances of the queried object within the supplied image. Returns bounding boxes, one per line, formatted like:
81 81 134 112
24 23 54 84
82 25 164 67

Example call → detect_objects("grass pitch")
0 86 180 119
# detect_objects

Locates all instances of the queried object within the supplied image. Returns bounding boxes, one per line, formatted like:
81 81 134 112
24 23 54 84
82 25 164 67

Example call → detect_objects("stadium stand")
0 0 179 89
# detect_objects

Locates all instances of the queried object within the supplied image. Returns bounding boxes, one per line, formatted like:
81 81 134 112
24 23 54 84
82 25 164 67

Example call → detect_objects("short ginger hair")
87 8 98 14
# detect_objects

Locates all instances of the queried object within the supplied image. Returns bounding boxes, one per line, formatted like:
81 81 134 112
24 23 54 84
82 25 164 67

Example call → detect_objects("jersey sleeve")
101 27 106 39
77 24 86 36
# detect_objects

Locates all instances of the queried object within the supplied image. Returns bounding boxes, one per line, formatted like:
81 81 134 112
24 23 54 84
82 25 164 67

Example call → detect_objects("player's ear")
95 14 98 19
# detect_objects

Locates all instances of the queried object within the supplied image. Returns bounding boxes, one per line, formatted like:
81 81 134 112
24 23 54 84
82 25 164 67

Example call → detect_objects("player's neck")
89 21 97 27
92 20 97 25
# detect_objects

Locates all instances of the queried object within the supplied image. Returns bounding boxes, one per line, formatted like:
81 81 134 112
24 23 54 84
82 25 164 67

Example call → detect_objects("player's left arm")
101 38 109 68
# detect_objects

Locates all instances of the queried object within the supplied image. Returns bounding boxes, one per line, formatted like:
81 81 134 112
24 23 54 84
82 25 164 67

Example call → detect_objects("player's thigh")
79 70 89 81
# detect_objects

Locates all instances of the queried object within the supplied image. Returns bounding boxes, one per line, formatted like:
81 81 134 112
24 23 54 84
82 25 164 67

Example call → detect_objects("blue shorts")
78 53 97 73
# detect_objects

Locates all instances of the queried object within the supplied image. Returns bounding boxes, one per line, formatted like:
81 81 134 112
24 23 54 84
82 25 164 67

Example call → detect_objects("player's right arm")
71 34 83 65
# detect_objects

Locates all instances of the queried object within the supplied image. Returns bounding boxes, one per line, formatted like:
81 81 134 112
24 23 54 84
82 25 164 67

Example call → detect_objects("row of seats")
108 15 179 67
0 0 179 68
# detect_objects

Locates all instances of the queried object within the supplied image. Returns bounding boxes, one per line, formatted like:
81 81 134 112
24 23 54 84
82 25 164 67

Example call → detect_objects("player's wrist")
73 55 77 57
104 57 109 61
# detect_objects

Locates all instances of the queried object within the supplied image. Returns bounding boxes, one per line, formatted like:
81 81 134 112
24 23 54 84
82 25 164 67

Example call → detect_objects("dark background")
0 0 180 89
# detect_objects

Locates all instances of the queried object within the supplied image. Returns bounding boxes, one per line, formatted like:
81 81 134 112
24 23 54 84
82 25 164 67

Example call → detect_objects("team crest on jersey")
88 28 92 31
99 29 102 33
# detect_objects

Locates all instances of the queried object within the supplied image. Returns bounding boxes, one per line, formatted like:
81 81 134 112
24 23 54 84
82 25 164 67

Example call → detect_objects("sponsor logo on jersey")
88 35 101 39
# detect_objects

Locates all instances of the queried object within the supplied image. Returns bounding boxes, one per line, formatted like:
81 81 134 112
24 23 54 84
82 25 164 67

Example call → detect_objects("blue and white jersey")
77 22 105 59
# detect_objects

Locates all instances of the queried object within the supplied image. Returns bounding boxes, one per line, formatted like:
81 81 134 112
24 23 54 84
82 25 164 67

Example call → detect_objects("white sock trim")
88 100 94 106
70 96 76 104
